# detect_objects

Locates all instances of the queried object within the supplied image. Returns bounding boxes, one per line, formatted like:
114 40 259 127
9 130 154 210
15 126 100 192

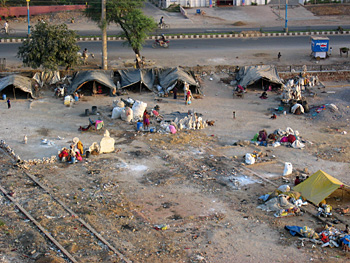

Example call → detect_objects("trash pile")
285 224 350 251
258 184 308 218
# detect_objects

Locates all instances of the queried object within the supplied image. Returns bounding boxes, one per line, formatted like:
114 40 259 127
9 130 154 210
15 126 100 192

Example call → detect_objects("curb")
1 30 349 43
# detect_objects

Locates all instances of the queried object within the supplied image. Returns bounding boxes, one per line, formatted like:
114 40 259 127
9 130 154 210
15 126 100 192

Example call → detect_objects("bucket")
137 122 143 131
91 106 97 115
2 94 6 100
85 109 90 116
74 95 79 102
85 151 90 158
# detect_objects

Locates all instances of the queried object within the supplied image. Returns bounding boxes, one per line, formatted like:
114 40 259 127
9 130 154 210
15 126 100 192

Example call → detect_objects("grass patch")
165 4 180 12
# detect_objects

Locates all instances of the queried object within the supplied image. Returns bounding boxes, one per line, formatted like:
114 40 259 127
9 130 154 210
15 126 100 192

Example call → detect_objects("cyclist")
159 16 164 28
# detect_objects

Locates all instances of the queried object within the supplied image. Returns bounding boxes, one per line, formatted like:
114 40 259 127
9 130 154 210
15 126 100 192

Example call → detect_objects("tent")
294 170 349 205
158 67 200 94
67 70 116 96
0 75 36 99
235 65 283 89
117 69 155 92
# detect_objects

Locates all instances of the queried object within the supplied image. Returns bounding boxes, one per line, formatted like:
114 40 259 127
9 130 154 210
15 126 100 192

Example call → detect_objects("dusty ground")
1 4 350 263
0 68 350 263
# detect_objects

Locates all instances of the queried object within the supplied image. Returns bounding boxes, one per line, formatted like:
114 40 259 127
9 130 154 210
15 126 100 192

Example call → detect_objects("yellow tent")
293 170 348 205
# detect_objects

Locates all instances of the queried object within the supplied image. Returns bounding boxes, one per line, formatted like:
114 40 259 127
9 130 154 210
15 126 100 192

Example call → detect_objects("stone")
100 130 115 154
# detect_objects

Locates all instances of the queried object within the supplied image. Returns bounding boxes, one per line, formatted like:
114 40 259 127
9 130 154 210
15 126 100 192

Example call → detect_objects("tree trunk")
134 48 141 69
101 0 108 70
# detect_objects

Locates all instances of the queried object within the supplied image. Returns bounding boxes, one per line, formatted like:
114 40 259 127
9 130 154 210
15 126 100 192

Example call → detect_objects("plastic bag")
278 185 291 192
283 162 293 176
245 153 255 165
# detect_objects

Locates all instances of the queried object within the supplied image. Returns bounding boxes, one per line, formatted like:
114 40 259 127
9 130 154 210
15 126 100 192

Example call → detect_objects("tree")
17 22 80 70
85 0 157 68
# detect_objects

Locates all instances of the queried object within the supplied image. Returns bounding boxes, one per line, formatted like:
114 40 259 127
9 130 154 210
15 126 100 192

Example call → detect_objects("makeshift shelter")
235 65 283 89
117 69 155 92
67 70 116 96
294 170 349 205
0 75 36 99
33 71 61 88
158 67 200 94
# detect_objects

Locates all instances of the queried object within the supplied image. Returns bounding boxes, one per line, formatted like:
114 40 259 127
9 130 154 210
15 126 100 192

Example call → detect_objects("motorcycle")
152 39 170 48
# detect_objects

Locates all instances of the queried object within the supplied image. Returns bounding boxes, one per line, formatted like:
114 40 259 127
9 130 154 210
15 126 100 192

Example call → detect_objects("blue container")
196 9 201 14
150 128 155 133
137 122 143 131
2 94 6 100
74 95 79 102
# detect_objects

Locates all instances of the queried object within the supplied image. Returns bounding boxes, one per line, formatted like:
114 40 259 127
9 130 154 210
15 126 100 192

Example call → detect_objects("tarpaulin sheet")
158 67 198 90
117 69 155 91
236 65 283 88
68 70 116 94
0 75 35 98
293 170 349 205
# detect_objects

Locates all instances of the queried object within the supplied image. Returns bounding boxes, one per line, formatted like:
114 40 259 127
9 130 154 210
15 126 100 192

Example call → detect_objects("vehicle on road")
0 27 16 35
152 39 170 48
158 22 170 29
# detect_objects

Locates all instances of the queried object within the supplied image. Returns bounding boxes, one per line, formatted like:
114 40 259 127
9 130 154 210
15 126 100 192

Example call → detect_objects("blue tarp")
285 225 303 236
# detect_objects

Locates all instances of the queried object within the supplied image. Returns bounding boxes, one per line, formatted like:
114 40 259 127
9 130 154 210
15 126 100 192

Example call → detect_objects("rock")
100 130 115 154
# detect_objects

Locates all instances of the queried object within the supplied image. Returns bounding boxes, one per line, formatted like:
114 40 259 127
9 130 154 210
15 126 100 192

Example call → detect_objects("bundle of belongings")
58 137 84 164
79 118 104 132
281 74 320 104
158 111 208 134
251 127 306 149
257 184 308 218
285 224 350 252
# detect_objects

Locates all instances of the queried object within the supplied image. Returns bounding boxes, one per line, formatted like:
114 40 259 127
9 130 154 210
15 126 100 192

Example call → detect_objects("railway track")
0 147 131 263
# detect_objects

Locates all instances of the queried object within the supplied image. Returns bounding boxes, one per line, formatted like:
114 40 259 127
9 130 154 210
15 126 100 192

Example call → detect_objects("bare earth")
1 5 350 263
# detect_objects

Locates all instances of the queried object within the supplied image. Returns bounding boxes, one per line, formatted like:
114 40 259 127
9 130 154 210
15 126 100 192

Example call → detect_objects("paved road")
3 35 350 68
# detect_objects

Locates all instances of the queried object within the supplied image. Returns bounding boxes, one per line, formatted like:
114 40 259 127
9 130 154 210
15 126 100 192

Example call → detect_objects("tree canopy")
85 0 157 56
17 22 81 70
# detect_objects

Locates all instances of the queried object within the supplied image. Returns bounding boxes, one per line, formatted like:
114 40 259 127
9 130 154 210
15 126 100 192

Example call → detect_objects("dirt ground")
1 4 350 263
0 67 350 263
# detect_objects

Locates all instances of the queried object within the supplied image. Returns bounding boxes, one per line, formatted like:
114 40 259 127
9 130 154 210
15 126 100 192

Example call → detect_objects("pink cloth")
280 137 288 143
169 125 176 134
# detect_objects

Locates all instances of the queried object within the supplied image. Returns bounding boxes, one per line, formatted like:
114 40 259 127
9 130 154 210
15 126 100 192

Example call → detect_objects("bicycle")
158 23 170 29
0 28 16 35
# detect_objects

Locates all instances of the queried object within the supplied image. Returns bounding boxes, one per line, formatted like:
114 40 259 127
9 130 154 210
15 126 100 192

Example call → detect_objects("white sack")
112 107 124 119
245 153 255 165
283 162 293 176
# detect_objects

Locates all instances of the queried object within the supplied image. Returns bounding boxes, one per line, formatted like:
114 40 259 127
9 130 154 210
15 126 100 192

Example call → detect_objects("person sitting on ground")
344 224 350 234
260 91 268 99
294 176 302 186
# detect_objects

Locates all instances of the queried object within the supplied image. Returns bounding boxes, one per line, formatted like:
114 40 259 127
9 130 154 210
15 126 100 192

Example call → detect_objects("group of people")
171 81 192 105
58 138 84 164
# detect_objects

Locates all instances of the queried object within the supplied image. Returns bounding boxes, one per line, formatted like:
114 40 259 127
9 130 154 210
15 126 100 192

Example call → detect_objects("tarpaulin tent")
0 75 36 99
294 170 349 205
158 67 200 94
117 69 155 92
235 65 283 89
67 70 116 95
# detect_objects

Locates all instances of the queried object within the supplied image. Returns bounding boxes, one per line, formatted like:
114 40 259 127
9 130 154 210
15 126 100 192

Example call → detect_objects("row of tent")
0 67 201 99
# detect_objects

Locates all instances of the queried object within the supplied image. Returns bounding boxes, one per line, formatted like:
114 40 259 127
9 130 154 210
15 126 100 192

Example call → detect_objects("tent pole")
13 87 16 100
140 81 142 94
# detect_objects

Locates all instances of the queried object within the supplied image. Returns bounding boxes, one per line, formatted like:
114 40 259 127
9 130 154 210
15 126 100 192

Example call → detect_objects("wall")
0 5 86 18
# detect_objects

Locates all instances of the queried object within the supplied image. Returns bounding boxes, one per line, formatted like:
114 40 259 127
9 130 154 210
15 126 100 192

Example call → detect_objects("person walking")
278 52 281 61
7 98 11 109
4 20 9 34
